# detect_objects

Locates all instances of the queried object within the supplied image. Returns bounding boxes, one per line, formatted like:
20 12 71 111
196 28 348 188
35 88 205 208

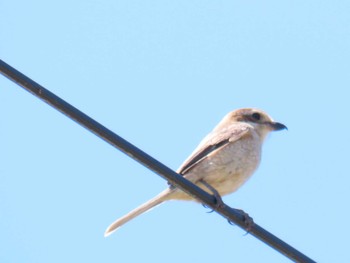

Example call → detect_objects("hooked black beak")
270 122 288 131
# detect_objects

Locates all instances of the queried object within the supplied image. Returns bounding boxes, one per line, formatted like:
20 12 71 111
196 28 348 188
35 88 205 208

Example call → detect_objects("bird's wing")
177 125 250 175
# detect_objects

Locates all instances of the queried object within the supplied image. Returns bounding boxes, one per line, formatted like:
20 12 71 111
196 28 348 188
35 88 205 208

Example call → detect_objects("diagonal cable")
0 59 315 263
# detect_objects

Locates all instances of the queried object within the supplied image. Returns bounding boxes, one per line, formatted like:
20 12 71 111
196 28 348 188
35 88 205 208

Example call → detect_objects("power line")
0 59 315 263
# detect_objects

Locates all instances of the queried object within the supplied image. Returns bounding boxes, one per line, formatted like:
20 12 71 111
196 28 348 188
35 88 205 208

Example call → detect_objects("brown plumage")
104 108 286 236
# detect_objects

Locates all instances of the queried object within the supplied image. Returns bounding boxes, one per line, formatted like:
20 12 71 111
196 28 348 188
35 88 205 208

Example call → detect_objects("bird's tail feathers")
104 188 173 237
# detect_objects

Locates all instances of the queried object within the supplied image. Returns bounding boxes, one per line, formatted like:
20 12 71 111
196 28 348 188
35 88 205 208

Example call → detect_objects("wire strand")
0 59 315 263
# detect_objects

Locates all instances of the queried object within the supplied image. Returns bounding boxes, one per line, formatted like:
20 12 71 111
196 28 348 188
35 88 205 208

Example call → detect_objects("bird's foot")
228 209 254 233
200 180 225 211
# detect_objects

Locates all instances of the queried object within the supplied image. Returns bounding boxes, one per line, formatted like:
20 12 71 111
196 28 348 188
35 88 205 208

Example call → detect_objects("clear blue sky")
1 1 349 262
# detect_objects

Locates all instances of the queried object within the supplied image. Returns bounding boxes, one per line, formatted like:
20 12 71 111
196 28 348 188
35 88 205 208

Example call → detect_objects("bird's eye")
251 112 261 121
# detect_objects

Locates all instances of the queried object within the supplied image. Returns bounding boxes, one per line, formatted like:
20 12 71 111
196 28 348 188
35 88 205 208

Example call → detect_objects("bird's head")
222 108 287 140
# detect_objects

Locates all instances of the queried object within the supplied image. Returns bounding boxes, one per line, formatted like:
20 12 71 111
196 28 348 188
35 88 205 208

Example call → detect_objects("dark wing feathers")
177 125 249 175
178 138 230 175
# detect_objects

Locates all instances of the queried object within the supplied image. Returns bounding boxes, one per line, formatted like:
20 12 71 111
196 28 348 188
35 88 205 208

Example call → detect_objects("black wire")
0 59 315 263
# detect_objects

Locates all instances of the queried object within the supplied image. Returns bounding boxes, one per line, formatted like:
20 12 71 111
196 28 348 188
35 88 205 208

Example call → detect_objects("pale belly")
169 135 262 201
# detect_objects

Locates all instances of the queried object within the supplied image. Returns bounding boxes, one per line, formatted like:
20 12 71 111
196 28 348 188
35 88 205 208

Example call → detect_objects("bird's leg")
199 179 225 209
228 209 255 233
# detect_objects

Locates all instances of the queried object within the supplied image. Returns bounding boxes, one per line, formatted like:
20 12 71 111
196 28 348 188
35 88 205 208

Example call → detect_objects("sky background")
1 1 350 262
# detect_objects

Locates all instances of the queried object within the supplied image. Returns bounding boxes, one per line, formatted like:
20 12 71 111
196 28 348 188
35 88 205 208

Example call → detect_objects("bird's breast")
195 133 262 196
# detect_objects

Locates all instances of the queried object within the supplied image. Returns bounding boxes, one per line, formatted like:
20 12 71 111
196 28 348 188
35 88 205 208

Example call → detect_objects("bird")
104 108 287 237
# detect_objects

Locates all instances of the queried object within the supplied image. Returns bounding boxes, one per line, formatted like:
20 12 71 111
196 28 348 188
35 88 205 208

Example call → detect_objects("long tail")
104 188 174 237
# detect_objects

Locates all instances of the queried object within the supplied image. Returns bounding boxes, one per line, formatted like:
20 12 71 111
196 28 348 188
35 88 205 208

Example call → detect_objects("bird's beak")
269 122 288 131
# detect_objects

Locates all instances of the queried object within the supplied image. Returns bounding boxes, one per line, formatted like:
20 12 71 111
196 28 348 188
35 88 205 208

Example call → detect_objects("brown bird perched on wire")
105 108 287 237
